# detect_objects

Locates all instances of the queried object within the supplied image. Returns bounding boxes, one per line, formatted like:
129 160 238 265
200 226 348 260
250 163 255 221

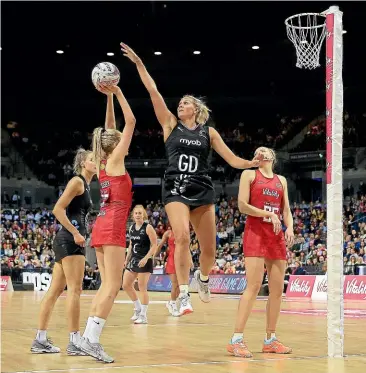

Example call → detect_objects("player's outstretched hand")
120 43 141 64
270 213 282 235
285 228 295 248
97 84 121 95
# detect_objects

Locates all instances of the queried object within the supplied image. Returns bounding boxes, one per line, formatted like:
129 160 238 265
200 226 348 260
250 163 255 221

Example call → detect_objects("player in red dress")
227 147 294 358
156 227 193 317
78 84 135 363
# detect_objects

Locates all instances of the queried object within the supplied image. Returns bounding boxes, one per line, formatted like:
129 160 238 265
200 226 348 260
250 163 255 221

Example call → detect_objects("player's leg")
190 204 216 303
135 272 151 324
82 247 105 341
262 259 292 354
167 274 180 316
31 262 66 353
122 269 140 320
165 202 193 315
79 245 125 363
62 255 86 355
227 257 264 358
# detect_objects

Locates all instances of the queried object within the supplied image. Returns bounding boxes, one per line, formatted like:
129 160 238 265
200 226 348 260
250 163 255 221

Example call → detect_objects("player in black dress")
121 43 262 315
31 149 95 355
122 205 158 324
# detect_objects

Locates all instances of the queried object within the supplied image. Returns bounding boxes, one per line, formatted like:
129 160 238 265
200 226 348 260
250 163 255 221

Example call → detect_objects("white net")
285 13 327 69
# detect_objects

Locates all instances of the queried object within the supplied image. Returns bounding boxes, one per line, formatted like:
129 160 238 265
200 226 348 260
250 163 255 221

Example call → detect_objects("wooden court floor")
1 291 365 373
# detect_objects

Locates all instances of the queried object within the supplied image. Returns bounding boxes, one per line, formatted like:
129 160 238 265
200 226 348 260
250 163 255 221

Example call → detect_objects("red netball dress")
165 231 176 274
91 160 133 248
243 169 286 260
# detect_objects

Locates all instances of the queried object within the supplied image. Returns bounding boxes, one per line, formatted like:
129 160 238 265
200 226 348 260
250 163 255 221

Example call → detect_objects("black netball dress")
53 175 92 262
162 122 215 209
126 222 153 273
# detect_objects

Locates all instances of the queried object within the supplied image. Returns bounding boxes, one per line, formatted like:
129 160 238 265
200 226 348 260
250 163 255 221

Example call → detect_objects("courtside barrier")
0 276 14 292
286 275 366 301
147 274 247 295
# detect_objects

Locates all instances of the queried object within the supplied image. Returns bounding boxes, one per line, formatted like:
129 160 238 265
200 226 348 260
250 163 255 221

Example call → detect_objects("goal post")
285 5 344 357
325 5 344 358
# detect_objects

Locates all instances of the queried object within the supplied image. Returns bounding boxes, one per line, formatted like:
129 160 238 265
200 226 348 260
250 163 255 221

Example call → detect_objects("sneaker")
134 314 148 324
131 309 141 321
78 337 114 363
194 270 210 303
166 301 180 317
66 341 87 356
227 339 253 358
31 338 61 354
178 293 193 316
262 338 292 354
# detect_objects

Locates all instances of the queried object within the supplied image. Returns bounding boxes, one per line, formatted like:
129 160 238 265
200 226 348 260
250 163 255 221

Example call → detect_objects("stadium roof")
2 1 365 129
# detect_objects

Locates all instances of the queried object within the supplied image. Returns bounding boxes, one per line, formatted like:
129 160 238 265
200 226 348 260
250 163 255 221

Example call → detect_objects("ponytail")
92 127 104 172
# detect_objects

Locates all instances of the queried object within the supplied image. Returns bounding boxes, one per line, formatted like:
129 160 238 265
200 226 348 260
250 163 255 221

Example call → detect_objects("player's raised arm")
97 86 116 130
209 128 261 169
120 43 176 135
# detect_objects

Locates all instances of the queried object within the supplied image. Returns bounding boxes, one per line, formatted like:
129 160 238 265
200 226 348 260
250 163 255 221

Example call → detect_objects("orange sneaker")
227 340 253 358
262 339 292 354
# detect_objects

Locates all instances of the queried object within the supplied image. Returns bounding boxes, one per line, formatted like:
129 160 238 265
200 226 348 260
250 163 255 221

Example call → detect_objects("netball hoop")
285 12 326 69
286 6 344 359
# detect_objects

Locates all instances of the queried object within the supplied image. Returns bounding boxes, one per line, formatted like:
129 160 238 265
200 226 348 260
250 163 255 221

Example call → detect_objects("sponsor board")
22 272 52 291
312 275 327 301
147 274 247 294
286 275 366 301
0 276 14 291
286 275 315 298
344 275 366 300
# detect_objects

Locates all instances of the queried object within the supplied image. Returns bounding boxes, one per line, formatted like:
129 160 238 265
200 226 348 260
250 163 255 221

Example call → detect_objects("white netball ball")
91 62 120 88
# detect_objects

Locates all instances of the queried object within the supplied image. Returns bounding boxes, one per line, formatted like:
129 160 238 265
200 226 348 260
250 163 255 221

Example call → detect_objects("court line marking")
5 353 366 373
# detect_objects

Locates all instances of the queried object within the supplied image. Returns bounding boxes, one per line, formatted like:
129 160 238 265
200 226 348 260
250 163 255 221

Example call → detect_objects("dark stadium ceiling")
2 1 365 129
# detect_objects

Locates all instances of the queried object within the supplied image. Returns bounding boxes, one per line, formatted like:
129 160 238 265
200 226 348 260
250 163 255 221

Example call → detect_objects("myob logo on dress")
180 139 201 146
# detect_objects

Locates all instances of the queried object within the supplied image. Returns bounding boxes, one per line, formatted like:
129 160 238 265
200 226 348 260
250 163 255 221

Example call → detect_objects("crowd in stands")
2 183 365 286
5 111 305 185
293 111 366 153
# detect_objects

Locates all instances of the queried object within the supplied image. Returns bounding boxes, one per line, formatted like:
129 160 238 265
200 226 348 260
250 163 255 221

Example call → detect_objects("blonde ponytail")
92 127 123 171
92 127 104 172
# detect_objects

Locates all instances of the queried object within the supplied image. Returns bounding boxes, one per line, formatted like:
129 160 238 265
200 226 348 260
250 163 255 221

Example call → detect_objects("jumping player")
121 42 261 315
227 147 294 358
31 149 95 355
123 205 158 324
78 84 135 363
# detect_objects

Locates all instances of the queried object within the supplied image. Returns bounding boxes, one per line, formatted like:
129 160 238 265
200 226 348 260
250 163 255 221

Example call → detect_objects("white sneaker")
178 293 193 316
134 314 148 324
194 270 211 303
166 301 181 317
131 309 141 321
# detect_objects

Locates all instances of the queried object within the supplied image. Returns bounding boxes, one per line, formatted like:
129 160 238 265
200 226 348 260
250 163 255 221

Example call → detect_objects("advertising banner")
0 276 14 291
147 274 247 294
344 275 366 300
312 275 328 301
286 275 316 298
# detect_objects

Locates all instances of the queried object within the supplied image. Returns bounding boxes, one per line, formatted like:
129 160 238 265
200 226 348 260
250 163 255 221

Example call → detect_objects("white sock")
36 330 47 342
70 331 81 345
82 316 94 340
231 333 244 343
199 273 209 282
140 304 148 317
265 332 276 342
133 299 142 312
88 316 106 344
179 284 189 294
